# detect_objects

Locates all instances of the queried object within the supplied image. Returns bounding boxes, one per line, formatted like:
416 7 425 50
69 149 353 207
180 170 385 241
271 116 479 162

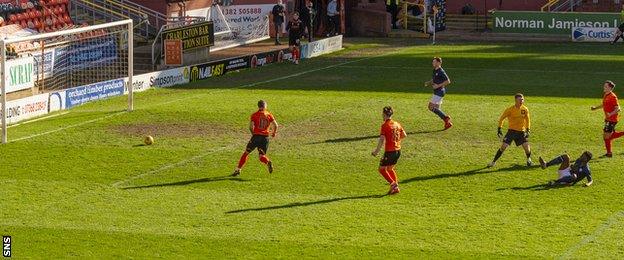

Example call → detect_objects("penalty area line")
148 48 404 108
9 111 126 143
111 100 381 189
7 111 70 128
8 47 403 143
558 210 624 259
111 145 238 188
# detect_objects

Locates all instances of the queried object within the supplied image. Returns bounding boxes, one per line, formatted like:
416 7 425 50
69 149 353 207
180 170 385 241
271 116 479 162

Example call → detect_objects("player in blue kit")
538 151 594 187
424 57 452 130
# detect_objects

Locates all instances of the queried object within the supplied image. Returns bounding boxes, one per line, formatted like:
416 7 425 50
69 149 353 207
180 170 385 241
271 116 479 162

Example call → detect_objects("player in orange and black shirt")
232 100 279 176
371 106 407 195
591 80 622 157
286 12 305 64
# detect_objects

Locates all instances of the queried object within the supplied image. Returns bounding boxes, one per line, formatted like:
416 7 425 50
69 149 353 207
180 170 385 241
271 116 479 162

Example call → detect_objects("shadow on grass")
226 194 387 214
122 176 248 190
309 130 444 144
496 183 572 191
401 164 540 184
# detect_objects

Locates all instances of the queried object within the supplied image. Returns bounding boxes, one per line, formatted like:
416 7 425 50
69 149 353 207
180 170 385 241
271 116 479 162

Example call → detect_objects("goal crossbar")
0 19 134 144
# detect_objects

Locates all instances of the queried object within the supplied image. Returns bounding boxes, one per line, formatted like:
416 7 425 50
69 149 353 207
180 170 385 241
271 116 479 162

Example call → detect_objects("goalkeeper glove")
497 127 503 139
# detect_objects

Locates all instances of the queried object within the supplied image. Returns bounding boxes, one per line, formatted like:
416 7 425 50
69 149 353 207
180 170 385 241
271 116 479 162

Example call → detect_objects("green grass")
1 39 624 258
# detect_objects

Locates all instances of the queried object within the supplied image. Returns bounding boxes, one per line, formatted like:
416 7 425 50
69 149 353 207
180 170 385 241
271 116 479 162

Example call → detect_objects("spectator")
461 3 475 15
409 5 423 18
286 12 304 64
613 5 624 44
386 0 399 30
272 0 285 45
326 0 339 36
300 0 316 42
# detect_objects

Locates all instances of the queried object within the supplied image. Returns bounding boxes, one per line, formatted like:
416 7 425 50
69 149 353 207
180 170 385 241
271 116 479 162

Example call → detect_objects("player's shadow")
226 194 387 214
401 164 538 184
122 176 248 190
309 130 444 144
496 183 570 191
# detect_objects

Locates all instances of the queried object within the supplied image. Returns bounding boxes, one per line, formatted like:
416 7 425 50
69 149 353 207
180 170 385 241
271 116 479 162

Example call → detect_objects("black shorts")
289 37 300 46
604 121 618 133
380 150 401 166
245 135 269 154
503 130 528 146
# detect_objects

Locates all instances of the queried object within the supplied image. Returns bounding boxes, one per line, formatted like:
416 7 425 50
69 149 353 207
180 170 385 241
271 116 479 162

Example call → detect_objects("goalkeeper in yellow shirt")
488 93 533 168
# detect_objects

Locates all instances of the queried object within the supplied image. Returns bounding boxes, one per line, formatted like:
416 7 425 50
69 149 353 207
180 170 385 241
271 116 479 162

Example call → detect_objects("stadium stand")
0 0 73 32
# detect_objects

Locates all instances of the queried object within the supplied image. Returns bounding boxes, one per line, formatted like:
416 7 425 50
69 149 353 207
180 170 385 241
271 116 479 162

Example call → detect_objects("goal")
1 19 134 143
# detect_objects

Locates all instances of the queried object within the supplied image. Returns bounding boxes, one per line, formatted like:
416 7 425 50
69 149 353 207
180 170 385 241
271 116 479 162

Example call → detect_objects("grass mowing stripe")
559 211 624 259
9 111 127 143
339 65 620 75
147 47 407 108
7 46 403 144
9 41 624 258
7 112 70 129
112 99 381 188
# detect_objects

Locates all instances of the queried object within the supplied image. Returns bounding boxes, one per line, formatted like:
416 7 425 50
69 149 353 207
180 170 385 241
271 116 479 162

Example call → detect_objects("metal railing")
541 0 560 12
151 17 207 67
551 0 583 12
71 0 131 23
116 0 168 30
93 0 167 38
398 0 428 33
70 0 163 40
89 0 152 39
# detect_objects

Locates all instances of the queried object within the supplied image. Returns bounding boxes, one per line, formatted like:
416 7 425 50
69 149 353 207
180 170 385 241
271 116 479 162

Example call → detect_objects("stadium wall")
1 35 343 126
446 0 544 14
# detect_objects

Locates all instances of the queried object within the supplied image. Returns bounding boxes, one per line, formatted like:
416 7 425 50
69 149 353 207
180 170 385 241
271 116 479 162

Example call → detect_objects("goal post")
1 19 134 144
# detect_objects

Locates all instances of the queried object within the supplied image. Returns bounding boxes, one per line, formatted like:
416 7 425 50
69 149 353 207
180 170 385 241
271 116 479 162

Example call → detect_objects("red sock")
612 132 624 139
237 152 249 168
387 166 398 183
259 155 270 164
605 139 613 154
293 47 299 60
378 168 393 184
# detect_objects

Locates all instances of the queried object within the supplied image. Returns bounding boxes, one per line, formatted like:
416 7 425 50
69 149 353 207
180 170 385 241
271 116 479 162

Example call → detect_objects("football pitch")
2 39 624 258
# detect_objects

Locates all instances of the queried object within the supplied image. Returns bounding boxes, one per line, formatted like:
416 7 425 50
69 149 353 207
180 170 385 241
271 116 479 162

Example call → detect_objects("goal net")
1 19 134 143
208 4 270 52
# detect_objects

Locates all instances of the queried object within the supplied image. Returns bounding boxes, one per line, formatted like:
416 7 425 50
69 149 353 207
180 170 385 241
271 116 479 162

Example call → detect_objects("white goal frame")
1 19 134 144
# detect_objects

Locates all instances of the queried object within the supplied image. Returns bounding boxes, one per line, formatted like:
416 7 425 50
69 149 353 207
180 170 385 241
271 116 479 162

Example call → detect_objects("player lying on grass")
488 93 533 168
591 80 622 158
232 100 278 176
371 106 407 195
424 57 452 130
538 151 593 187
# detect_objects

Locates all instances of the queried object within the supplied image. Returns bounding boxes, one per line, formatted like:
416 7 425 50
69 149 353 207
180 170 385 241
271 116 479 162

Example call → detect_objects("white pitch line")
7 111 70 128
111 145 236 188
9 111 126 143
149 51 400 108
339 65 620 75
8 47 403 143
558 210 624 259
111 99 381 188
